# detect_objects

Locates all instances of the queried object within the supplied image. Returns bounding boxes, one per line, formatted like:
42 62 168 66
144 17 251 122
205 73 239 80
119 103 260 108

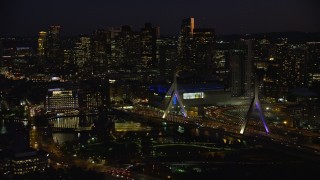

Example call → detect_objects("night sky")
1 0 320 36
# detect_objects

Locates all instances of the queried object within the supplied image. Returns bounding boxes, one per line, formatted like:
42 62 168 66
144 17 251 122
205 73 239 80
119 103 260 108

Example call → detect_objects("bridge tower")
162 72 187 119
240 76 269 134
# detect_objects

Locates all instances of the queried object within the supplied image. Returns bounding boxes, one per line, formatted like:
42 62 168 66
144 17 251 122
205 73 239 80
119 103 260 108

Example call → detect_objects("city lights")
1 2 320 179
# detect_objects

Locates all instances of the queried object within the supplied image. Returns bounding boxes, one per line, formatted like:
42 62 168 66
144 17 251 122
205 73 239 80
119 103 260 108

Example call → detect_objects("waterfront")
24 111 320 179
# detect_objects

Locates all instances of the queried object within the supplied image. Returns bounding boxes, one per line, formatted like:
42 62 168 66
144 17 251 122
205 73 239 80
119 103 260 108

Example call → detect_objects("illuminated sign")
183 92 204 99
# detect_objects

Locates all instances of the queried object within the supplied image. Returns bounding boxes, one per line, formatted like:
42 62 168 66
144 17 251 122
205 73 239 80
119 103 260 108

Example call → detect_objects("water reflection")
54 117 79 129
48 116 237 147
49 116 96 129
52 133 76 144
0 119 7 134
0 118 28 134
49 116 96 144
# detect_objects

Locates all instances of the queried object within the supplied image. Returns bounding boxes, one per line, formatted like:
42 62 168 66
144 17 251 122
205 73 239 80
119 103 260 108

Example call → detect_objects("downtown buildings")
0 18 320 129
0 10 320 179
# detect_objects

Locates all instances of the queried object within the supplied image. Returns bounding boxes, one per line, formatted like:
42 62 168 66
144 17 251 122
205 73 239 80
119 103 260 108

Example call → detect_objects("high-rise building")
181 18 194 38
140 23 158 70
306 42 320 86
278 41 306 89
193 28 215 75
108 27 122 39
91 30 111 110
158 37 179 79
75 36 91 68
193 28 215 45
230 49 245 97
63 49 73 65
244 40 253 97
214 41 232 84
229 40 253 97
155 26 161 39
91 29 109 74
178 17 195 70
37 31 47 58
110 25 140 74
107 27 121 68
46 26 61 65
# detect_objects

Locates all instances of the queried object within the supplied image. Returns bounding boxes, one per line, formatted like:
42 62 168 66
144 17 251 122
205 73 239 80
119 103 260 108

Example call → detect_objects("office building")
110 25 140 74
91 29 109 75
45 88 79 114
158 37 179 79
75 36 91 68
0 148 48 176
229 49 245 97
193 28 215 75
306 42 320 86
229 40 253 97
79 91 102 112
178 17 195 69
180 17 194 38
46 26 61 65
140 23 158 70
244 40 253 97
37 31 47 58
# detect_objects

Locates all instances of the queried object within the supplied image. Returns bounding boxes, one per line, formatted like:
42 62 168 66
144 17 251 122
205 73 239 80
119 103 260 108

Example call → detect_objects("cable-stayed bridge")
129 73 320 154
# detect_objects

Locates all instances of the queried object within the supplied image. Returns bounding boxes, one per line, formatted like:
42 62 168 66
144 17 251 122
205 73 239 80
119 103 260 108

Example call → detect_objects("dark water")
48 115 243 146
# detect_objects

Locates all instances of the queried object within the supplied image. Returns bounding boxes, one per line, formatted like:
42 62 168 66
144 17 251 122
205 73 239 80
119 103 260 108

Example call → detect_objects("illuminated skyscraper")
110 25 140 74
91 29 109 74
180 17 194 38
107 27 121 67
140 23 158 70
91 30 111 110
37 31 47 58
75 36 91 68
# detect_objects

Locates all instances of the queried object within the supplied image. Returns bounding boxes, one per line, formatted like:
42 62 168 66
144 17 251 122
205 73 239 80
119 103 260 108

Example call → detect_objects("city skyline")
2 1 320 179
1 0 320 36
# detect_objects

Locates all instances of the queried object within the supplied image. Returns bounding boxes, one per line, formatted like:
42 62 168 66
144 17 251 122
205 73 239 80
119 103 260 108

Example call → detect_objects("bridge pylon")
162 72 187 119
240 75 270 134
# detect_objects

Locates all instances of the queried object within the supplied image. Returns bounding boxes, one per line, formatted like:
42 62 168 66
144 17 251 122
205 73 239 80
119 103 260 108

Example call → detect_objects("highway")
30 126 164 179
128 105 320 156
29 104 320 179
